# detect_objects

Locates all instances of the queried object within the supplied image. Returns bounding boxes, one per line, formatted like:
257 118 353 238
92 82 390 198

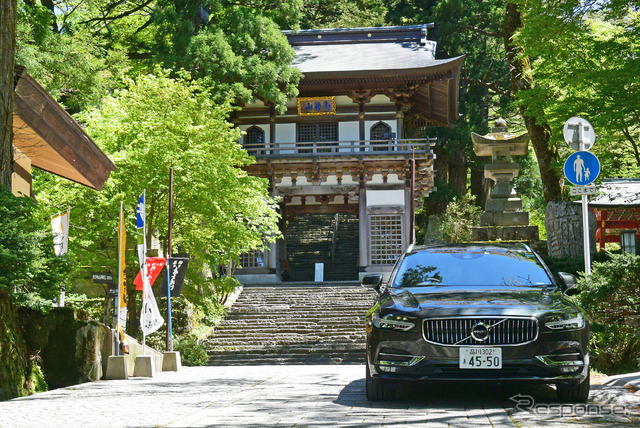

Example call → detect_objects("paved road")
1 365 639 427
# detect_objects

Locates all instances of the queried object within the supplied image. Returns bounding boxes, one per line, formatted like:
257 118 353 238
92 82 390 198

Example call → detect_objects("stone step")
207 334 365 343
207 354 365 365
205 282 371 365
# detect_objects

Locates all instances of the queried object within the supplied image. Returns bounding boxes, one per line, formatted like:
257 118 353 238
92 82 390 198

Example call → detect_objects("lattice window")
370 122 392 152
244 126 265 155
239 249 265 269
297 123 338 153
370 214 403 265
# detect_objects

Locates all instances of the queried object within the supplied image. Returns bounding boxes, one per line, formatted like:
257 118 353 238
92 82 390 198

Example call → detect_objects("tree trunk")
0 0 16 191
469 163 491 208
447 150 467 196
504 3 564 203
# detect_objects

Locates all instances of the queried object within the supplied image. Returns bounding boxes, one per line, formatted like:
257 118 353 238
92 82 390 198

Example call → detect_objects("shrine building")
234 24 464 283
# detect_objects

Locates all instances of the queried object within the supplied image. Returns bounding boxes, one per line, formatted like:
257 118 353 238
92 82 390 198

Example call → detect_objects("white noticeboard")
315 263 324 282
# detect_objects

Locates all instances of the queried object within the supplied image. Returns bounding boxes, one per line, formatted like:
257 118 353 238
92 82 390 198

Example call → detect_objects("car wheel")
365 364 396 401
556 370 590 402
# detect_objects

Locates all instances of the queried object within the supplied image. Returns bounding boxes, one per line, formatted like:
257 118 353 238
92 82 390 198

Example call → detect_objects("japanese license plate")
459 347 502 369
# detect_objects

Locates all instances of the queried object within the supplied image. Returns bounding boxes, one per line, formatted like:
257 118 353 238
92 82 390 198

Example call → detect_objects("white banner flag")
135 190 164 335
51 210 70 257
140 268 164 335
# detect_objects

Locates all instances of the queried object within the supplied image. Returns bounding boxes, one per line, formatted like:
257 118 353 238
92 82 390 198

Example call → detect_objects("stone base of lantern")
472 225 539 242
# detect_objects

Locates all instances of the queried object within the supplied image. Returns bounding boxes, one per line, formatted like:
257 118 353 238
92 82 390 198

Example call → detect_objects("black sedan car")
362 243 590 402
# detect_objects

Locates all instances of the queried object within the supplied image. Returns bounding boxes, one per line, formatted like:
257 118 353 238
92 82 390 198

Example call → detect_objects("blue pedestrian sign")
564 151 600 186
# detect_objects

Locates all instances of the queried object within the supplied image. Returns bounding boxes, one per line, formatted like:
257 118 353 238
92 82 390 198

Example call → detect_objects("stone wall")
19 307 111 388
0 290 31 401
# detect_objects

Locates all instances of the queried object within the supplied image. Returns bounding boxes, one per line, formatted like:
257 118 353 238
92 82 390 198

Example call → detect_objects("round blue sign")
563 151 600 186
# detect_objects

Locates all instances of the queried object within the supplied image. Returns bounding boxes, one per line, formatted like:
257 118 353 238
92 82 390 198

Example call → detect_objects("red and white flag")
134 257 167 290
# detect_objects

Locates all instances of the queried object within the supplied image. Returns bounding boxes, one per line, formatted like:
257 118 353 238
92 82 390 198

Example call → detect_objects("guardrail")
244 138 436 159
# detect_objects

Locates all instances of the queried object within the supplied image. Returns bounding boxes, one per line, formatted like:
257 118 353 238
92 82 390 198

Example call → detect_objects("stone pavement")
1 365 640 427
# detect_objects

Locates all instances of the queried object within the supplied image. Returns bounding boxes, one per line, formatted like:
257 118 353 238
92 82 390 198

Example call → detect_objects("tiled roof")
285 24 461 76
590 179 640 207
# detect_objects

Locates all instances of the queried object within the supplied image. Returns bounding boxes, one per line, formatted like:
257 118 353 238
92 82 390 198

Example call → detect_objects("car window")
391 248 553 288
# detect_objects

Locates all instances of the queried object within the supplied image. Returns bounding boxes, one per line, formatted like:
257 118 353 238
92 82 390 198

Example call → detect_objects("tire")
365 364 396 401
557 370 590 402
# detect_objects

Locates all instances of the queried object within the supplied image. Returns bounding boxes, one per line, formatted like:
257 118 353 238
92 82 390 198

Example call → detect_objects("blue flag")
136 192 145 229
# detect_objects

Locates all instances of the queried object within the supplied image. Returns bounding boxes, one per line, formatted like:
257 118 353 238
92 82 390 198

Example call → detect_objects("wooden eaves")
13 65 116 190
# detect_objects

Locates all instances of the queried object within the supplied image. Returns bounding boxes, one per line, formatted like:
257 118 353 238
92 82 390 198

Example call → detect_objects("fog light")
378 366 399 373
559 366 581 373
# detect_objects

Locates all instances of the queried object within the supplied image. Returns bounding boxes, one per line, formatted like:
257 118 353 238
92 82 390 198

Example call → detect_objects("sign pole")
582 193 591 275
116 202 123 356
166 166 174 352
409 152 415 246
563 117 599 275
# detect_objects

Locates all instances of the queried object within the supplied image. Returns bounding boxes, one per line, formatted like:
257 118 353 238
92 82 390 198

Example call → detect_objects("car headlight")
545 313 585 330
372 313 415 331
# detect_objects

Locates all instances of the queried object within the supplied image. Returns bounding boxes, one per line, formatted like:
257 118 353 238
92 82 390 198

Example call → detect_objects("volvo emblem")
471 322 490 342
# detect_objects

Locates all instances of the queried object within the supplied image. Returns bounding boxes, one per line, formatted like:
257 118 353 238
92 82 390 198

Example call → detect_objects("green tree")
0 186 69 306
34 71 280 308
23 0 304 113
386 0 520 212
514 0 640 178
301 0 388 28
15 0 129 113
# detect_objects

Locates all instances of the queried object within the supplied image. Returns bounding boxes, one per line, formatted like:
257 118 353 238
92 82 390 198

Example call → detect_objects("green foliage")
515 0 640 178
34 71 280 307
64 294 104 322
434 195 482 243
174 334 210 366
576 253 640 374
301 0 388 28
25 362 48 395
16 1 129 113
0 186 69 306
184 11 301 113
212 276 241 305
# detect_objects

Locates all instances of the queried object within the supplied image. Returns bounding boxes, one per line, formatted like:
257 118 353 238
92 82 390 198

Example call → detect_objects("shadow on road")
335 377 559 409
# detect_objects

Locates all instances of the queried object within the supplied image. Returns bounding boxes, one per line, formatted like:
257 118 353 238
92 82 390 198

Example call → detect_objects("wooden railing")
244 138 436 159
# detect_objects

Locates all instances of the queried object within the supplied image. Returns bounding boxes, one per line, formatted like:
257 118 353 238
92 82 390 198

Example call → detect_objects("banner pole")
142 189 147 355
116 202 122 356
166 166 174 352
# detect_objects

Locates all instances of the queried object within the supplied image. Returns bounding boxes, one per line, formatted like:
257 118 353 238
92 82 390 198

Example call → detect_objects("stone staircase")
205 283 375 365
286 214 359 281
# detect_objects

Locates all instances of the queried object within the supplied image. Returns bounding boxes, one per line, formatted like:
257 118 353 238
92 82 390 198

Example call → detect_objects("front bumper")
367 324 590 385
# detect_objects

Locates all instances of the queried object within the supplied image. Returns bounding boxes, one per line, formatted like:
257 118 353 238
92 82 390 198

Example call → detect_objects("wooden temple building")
234 24 464 283
591 179 640 252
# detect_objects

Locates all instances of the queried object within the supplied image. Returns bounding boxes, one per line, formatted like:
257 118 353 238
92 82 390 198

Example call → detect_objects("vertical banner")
116 203 128 354
51 207 70 307
160 256 189 297
140 271 164 335
51 209 70 257
136 191 164 339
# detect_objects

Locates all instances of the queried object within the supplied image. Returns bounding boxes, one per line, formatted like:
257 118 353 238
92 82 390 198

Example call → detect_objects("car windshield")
391 248 553 288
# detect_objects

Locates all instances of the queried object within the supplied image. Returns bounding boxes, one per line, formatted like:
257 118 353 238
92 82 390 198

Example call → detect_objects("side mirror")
558 272 578 294
361 273 383 293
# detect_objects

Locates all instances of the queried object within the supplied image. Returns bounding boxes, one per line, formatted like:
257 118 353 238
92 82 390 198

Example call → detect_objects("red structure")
590 179 640 250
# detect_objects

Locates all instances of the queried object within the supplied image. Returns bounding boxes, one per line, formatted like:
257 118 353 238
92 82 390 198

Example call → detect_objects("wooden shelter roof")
13 65 115 190
590 179 640 208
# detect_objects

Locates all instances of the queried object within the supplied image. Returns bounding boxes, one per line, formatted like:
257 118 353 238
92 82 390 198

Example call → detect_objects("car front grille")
423 317 538 346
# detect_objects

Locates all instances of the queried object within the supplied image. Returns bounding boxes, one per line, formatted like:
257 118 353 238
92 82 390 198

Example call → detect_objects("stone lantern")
470 118 539 241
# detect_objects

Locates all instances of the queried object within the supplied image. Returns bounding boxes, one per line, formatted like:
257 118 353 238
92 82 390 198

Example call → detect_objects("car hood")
379 285 577 318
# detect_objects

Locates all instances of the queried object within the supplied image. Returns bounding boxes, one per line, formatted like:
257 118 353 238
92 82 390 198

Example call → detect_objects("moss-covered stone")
0 290 31 401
